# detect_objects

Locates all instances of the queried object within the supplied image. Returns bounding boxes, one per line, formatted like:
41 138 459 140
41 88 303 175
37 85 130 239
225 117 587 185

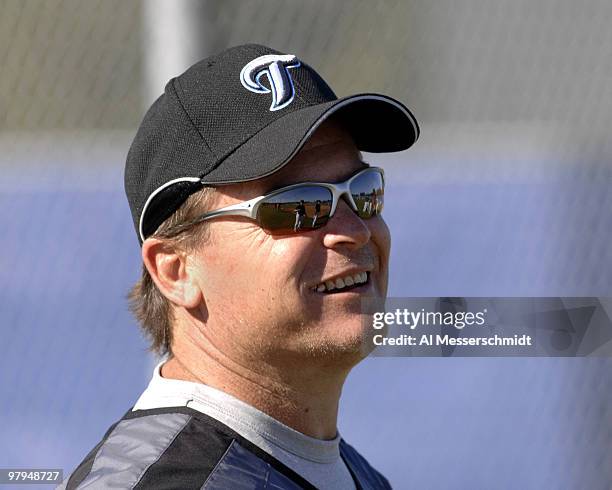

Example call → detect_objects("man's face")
187 120 391 367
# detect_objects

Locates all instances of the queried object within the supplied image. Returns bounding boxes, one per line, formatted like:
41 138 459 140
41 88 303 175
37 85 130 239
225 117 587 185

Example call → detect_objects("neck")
163 325 351 440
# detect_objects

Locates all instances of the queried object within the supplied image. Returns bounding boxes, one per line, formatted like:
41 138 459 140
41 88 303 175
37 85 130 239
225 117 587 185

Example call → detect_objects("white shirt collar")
133 359 341 463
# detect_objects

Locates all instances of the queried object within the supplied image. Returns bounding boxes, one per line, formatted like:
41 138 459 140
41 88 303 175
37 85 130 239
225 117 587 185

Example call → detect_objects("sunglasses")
164 166 385 236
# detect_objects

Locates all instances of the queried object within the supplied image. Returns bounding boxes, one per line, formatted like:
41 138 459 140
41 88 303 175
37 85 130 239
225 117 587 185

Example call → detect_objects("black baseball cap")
125 43 419 243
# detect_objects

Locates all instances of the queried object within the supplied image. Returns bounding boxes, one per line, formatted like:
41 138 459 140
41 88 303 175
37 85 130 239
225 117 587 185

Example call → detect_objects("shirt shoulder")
339 438 393 490
59 406 317 490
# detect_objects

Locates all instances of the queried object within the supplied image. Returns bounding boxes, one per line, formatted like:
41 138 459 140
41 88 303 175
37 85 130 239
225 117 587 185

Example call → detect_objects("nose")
321 196 371 249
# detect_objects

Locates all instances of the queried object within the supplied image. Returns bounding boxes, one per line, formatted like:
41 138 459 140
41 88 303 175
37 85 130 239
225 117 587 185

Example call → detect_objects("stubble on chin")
281 313 375 368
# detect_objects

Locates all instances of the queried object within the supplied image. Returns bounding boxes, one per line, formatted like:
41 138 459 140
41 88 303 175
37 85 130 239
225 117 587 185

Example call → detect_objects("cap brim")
200 93 419 184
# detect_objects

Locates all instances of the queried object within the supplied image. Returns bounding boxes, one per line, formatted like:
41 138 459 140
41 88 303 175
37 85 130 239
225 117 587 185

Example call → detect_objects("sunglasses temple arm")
161 201 256 237
190 200 257 224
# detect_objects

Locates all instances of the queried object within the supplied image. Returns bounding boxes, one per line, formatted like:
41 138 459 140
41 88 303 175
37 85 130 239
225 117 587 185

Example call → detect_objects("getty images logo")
240 54 301 111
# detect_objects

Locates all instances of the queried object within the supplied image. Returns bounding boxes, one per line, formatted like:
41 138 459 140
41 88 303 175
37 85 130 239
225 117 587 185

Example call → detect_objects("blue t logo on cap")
240 54 301 111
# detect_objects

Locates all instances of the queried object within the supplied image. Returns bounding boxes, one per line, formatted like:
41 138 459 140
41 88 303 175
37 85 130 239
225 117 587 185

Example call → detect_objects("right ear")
141 237 202 309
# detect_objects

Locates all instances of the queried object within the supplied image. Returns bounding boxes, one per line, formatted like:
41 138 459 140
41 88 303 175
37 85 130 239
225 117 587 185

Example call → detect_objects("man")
60 44 418 489
312 199 322 228
294 200 307 231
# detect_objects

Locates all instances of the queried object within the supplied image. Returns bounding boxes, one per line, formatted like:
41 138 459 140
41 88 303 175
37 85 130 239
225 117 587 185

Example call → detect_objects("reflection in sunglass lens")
350 170 384 219
256 186 332 234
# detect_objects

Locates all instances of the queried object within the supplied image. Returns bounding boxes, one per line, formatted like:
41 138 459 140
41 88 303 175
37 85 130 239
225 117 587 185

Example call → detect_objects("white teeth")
354 272 367 284
313 272 369 292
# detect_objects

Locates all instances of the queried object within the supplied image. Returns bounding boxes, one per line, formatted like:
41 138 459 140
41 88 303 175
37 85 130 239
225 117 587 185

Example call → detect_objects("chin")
297 317 377 367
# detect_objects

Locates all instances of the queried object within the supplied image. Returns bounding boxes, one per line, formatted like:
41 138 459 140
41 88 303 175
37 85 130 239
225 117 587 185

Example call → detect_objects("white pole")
141 0 215 107
140 0 216 372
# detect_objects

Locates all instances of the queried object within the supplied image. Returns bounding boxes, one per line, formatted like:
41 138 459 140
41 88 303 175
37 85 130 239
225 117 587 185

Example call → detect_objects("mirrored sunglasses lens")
350 170 384 218
256 186 332 234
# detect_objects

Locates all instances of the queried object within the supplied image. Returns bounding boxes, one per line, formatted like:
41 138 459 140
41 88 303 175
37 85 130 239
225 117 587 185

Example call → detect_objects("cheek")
201 228 314 295
372 216 391 262
256 235 316 288
370 217 391 296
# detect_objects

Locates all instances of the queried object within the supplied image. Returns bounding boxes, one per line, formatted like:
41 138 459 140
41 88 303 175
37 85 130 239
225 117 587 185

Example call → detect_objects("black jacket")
59 406 392 489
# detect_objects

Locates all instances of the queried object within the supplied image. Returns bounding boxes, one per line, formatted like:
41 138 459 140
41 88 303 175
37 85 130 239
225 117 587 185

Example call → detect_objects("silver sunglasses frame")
164 166 385 236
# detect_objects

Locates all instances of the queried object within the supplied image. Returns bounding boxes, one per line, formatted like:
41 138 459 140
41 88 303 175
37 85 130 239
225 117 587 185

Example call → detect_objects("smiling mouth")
311 272 370 294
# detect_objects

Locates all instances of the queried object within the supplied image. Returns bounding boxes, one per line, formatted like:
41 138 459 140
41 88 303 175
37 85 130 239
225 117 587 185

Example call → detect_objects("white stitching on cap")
139 177 202 242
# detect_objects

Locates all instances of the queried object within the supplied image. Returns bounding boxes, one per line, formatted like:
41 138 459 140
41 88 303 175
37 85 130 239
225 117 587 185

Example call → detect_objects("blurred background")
1 1 611 488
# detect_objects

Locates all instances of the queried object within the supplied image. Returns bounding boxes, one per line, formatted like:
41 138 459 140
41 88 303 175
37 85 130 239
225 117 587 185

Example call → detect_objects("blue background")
1 147 610 489
2 1 612 488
